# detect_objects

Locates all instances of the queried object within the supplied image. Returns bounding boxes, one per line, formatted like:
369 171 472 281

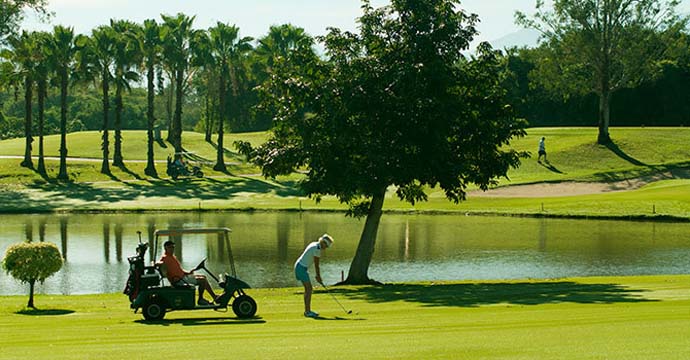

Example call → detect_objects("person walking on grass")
294 234 334 318
538 137 547 163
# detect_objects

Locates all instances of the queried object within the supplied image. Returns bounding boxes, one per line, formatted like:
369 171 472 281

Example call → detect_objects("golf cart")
123 228 257 321
166 152 204 180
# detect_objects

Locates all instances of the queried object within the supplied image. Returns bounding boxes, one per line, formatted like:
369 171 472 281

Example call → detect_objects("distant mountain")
490 28 541 50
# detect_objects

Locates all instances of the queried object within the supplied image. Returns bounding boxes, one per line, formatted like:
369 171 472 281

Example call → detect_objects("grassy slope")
0 276 688 360
1 128 690 218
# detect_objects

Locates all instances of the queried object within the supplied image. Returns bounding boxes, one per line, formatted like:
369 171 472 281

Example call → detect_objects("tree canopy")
2 241 63 308
0 0 49 44
516 0 687 144
241 0 528 284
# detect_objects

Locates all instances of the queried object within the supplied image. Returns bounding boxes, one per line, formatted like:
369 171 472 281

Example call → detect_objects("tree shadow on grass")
16 308 75 316
135 316 265 326
0 175 305 212
605 141 646 166
323 282 657 308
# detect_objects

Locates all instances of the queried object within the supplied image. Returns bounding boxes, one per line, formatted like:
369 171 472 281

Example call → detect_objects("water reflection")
0 213 689 295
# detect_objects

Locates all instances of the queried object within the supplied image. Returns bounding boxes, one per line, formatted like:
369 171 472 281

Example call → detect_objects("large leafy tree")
242 0 528 284
206 22 253 172
2 241 63 308
76 25 117 175
0 0 49 44
516 0 687 144
47 25 79 181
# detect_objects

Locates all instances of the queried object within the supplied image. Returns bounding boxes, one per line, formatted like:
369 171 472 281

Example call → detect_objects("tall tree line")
0 14 315 180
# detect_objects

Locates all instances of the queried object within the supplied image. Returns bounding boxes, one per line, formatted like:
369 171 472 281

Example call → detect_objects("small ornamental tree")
2 242 63 308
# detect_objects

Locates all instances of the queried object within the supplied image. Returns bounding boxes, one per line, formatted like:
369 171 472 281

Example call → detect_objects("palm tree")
47 25 79 181
3 31 39 169
138 19 161 177
33 31 51 176
207 22 253 172
76 25 116 175
110 19 141 167
254 24 314 82
160 13 197 153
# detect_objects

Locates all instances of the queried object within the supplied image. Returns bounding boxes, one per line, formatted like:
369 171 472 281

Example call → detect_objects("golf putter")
320 281 352 315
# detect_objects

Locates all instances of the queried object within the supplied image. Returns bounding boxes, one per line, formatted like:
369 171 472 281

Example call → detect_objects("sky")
21 0 690 47
20 0 542 46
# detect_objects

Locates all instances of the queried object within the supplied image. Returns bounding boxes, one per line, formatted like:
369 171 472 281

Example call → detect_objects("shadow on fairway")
323 282 657 308
1 175 304 212
311 316 365 321
135 316 265 326
15 308 75 316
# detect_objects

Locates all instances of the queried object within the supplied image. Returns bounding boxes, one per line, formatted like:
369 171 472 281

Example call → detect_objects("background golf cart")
166 152 205 180
124 228 257 321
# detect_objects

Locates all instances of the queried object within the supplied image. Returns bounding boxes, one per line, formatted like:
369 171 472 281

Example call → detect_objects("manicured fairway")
1 275 688 359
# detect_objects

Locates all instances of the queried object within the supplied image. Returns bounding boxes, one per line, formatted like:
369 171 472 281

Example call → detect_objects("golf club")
320 282 352 315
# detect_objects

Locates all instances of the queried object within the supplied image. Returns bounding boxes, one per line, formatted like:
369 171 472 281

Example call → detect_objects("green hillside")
1 127 690 218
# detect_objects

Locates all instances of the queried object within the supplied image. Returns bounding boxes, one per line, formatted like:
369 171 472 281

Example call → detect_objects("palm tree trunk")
21 77 34 169
113 80 124 167
36 78 46 175
144 62 158 177
343 187 387 285
214 64 227 172
57 70 69 181
172 67 184 152
101 71 111 175
204 85 212 143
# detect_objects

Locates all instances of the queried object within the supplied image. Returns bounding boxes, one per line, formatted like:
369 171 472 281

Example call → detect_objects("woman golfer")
294 234 334 318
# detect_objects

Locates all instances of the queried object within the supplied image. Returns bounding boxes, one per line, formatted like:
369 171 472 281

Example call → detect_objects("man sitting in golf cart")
156 240 218 306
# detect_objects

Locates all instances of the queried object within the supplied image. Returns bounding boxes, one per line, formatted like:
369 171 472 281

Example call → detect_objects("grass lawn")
1 275 688 359
1 127 690 219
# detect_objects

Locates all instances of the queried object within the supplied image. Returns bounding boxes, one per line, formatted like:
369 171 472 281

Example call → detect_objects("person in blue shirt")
294 234 334 318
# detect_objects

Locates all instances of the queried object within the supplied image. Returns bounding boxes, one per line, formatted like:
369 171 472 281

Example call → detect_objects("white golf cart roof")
154 228 231 237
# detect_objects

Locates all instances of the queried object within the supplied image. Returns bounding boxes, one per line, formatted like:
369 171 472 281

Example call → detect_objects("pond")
0 212 689 295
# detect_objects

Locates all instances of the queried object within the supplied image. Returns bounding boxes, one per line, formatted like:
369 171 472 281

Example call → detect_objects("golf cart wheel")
195 170 204 178
232 294 257 318
142 299 166 320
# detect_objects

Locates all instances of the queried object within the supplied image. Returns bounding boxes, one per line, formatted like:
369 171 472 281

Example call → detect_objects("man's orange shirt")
159 254 185 282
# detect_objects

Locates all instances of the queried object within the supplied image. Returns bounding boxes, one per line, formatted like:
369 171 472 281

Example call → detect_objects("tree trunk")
597 90 611 145
214 63 228 172
144 62 158 177
27 279 35 308
165 74 174 143
172 67 184 152
113 79 124 167
21 77 34 169
204 84 212 143
101 71 111 175
36 78 46 176
57 70 69 181
343 187 387 285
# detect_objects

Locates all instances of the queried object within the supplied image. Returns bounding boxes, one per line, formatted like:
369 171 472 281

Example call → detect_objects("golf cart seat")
157 263 194 289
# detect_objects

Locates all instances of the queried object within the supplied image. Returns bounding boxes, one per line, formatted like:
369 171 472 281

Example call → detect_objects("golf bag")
123 243 150 302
